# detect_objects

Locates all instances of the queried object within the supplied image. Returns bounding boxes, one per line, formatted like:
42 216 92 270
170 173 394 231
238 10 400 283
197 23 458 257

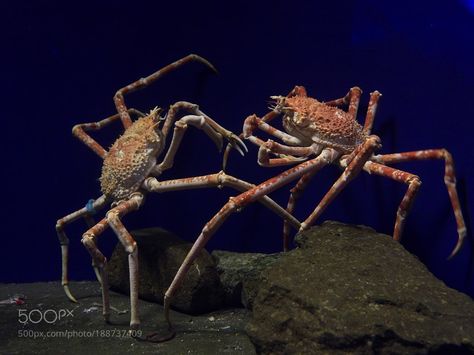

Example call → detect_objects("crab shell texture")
100 111 164 202
282 95 367 153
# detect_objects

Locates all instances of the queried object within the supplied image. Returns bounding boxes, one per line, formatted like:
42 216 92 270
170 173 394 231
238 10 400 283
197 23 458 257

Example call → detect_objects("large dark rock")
212 250 282 309
108 228 224 314
247 221 474 354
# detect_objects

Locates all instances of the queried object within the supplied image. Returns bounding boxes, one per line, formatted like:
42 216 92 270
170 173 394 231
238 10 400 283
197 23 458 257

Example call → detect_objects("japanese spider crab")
159 85 467 337
55 55 300 341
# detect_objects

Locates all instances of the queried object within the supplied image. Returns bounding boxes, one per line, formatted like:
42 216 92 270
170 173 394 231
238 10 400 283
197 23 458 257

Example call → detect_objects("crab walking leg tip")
63 284 78 303
236 137 248 152
138 295 175 343
447 232 466 260
236 145 245 156
93 266 103 284
164 296 173 331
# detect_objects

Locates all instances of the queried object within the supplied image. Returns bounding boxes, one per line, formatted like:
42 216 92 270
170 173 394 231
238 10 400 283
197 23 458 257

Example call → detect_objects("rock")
247 221 474 354
108 228 224 314
212 250 282 309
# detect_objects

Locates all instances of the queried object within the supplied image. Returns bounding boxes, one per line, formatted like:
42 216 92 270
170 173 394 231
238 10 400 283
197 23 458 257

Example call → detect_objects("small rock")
82 306 99 313
108 228 224 314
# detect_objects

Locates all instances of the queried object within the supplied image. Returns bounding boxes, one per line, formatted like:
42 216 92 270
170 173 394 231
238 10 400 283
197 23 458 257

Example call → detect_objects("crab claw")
225 132 248 156
221 132 248 171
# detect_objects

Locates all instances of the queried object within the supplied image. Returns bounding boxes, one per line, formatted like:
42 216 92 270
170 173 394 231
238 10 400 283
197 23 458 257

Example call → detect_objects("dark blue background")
2 1 473 297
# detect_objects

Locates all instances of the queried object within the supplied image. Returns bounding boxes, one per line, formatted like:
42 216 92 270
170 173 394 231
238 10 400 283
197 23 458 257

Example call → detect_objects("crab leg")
143 172 300 230
160 148 340 335
114 54 217 129
228 112 307 169
222 87 301 170
240 85 310 150
55 195 108 302
82 214 104 284
300 136 382 230
243 114 303 146
257 140 317 167
160 101 247 155
81 217 111 321
283 170 319 251
153 113 244 176
105 193 145 329
362 161 421 241
362 91 382 135
72 109 145 158
324 87 362 118
154 115 222 176
375 149 466 257
287 85 308 98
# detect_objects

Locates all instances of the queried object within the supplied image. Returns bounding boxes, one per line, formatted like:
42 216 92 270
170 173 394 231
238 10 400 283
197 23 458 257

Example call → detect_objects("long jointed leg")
56 195 108 302
223 86 302 171
160 101 246 155
363 161 421 243
155 115 220 175
81 218 111 321
377 149 466 257
143 171 299 342
323 87 382 135
153 112 238 176
301 136 382 231
72 109 145 158
105 193 144 331
157 148 340 341
324 86 362 114
283 170 319 251
257 139 315 167
243 114 303 146
362 91 382 135
143 172 300 230
83 214 104 284
114 54 217 129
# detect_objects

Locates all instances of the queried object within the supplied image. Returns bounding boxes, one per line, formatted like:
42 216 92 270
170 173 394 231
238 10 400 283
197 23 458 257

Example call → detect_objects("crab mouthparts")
268 95 286 111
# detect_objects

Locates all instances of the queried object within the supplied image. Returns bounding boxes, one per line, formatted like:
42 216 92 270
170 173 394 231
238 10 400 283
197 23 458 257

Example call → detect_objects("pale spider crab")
55 54 300 341
158 85 467 337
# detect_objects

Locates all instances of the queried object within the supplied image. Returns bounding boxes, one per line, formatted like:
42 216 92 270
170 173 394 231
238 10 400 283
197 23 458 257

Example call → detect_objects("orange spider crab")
55 55 300 342
159 85 466 337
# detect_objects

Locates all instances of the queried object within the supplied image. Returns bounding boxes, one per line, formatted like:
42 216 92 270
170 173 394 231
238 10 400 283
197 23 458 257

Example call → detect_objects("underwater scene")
1 1 473 354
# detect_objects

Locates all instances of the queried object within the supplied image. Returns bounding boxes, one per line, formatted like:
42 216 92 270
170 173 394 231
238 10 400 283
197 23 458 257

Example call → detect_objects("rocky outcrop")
106 222 474 354
247 221 474 354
